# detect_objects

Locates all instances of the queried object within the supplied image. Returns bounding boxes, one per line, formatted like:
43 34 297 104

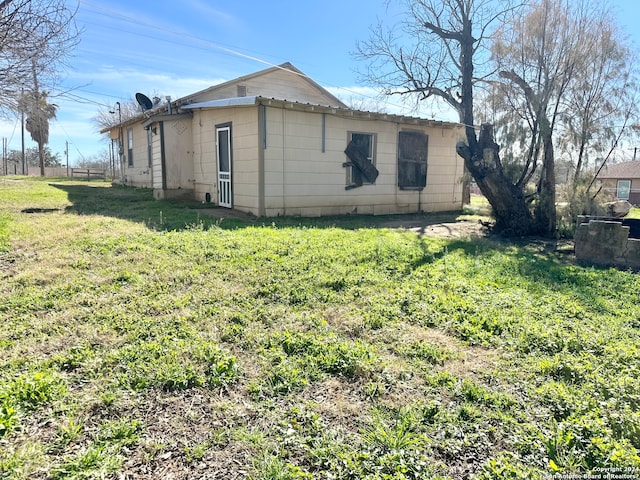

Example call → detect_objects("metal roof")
180 96 259 109
180 95 461 129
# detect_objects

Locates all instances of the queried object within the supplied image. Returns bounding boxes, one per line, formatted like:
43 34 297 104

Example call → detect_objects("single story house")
103 63 466 217
597 160 640 205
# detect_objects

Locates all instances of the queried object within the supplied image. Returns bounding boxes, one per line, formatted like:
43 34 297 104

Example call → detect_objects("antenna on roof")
135 92 153 111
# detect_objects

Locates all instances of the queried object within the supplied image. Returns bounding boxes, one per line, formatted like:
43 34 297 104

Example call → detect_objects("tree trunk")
453 17 538 237
38 142 45 176
462 170 471 205
535 129 556 235
457 124 537 236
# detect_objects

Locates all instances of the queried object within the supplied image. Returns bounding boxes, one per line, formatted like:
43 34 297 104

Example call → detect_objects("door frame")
216 123 232 208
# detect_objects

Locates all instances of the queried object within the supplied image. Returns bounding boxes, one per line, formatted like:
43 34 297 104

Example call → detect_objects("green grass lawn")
627 207 640 219
1 178 639 479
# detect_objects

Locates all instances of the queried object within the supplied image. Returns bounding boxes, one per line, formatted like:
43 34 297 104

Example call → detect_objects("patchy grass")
627 207 640 219
461 193 492 220
0 178 639 479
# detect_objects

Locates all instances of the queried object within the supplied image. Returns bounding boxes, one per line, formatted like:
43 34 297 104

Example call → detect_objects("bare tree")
93 99 143 132
76 149 111 171
491 0 587 234
0 0 79 116
560 12 638 185
489 0 639 228
357 0 639 236
356 0 539 236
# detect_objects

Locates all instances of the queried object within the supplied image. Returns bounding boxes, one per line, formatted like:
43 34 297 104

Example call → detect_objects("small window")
147 128 153 168
398 131 428 190
346 132 376 187
127 128 134 167
617 180 631 200
237 85 247 97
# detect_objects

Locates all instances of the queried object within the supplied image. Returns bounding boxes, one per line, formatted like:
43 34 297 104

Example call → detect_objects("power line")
57 122 88 164
75 0 436 118
53 91 112 107
77 1 281 68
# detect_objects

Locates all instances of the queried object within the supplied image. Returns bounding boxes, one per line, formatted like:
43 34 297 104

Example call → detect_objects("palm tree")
20 91 57 176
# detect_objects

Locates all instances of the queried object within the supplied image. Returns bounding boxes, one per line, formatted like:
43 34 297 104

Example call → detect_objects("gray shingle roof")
597 160 640 179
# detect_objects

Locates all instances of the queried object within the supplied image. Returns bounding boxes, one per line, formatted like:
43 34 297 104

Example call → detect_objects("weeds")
0 370 66 437
1 179 640 478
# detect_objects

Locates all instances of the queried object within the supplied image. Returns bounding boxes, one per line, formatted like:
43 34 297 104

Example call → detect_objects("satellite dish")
135 92 153 111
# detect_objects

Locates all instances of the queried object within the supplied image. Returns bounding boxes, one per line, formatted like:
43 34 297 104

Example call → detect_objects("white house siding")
123 125 151 188
192 110 217 201
183 67 343 108
151 131 163 191
417 128 465 211
160 118 194 198
192 107 260 211
262 105 464 217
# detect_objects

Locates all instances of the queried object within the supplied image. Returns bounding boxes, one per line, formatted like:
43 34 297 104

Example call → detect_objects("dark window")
346 132 376 187
398 131 428 190
127 128 134 167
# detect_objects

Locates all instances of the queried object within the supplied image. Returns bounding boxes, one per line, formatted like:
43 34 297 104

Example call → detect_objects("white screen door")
217 126 232 208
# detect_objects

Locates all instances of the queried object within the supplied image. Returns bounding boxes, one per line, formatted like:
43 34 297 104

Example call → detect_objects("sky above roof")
2 0 640 166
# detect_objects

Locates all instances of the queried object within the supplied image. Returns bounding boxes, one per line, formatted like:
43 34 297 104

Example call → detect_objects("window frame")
397 130 429 190
346 131 376 187
617 179 631 200
146 128 153 168
127 128 134 167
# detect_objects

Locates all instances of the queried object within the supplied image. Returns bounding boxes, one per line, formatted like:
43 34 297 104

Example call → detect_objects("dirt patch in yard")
196 206 492 239
377 217 491 238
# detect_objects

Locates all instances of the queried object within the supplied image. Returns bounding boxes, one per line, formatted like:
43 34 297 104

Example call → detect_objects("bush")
557 181 615 238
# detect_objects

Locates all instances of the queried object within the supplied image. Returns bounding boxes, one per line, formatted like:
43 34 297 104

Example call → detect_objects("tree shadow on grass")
50 183 251 231
50 182 487 234
51 182 612 301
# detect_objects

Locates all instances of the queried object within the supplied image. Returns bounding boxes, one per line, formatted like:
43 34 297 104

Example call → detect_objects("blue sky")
2 0 640 167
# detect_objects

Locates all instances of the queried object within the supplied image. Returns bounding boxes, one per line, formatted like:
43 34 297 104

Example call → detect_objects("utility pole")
110 139 115 179
117 102 122 178
109 102 123 180
65 141 69 177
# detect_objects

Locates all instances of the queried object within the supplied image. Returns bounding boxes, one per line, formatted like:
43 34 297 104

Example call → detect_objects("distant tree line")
4 146 113 173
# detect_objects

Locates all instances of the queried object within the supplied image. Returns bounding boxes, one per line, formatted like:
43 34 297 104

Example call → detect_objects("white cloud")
185 0 240 28
66 67 226 101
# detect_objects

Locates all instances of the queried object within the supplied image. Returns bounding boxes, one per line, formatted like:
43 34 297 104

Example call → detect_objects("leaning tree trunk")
453 18 538 237
457 124 537 236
